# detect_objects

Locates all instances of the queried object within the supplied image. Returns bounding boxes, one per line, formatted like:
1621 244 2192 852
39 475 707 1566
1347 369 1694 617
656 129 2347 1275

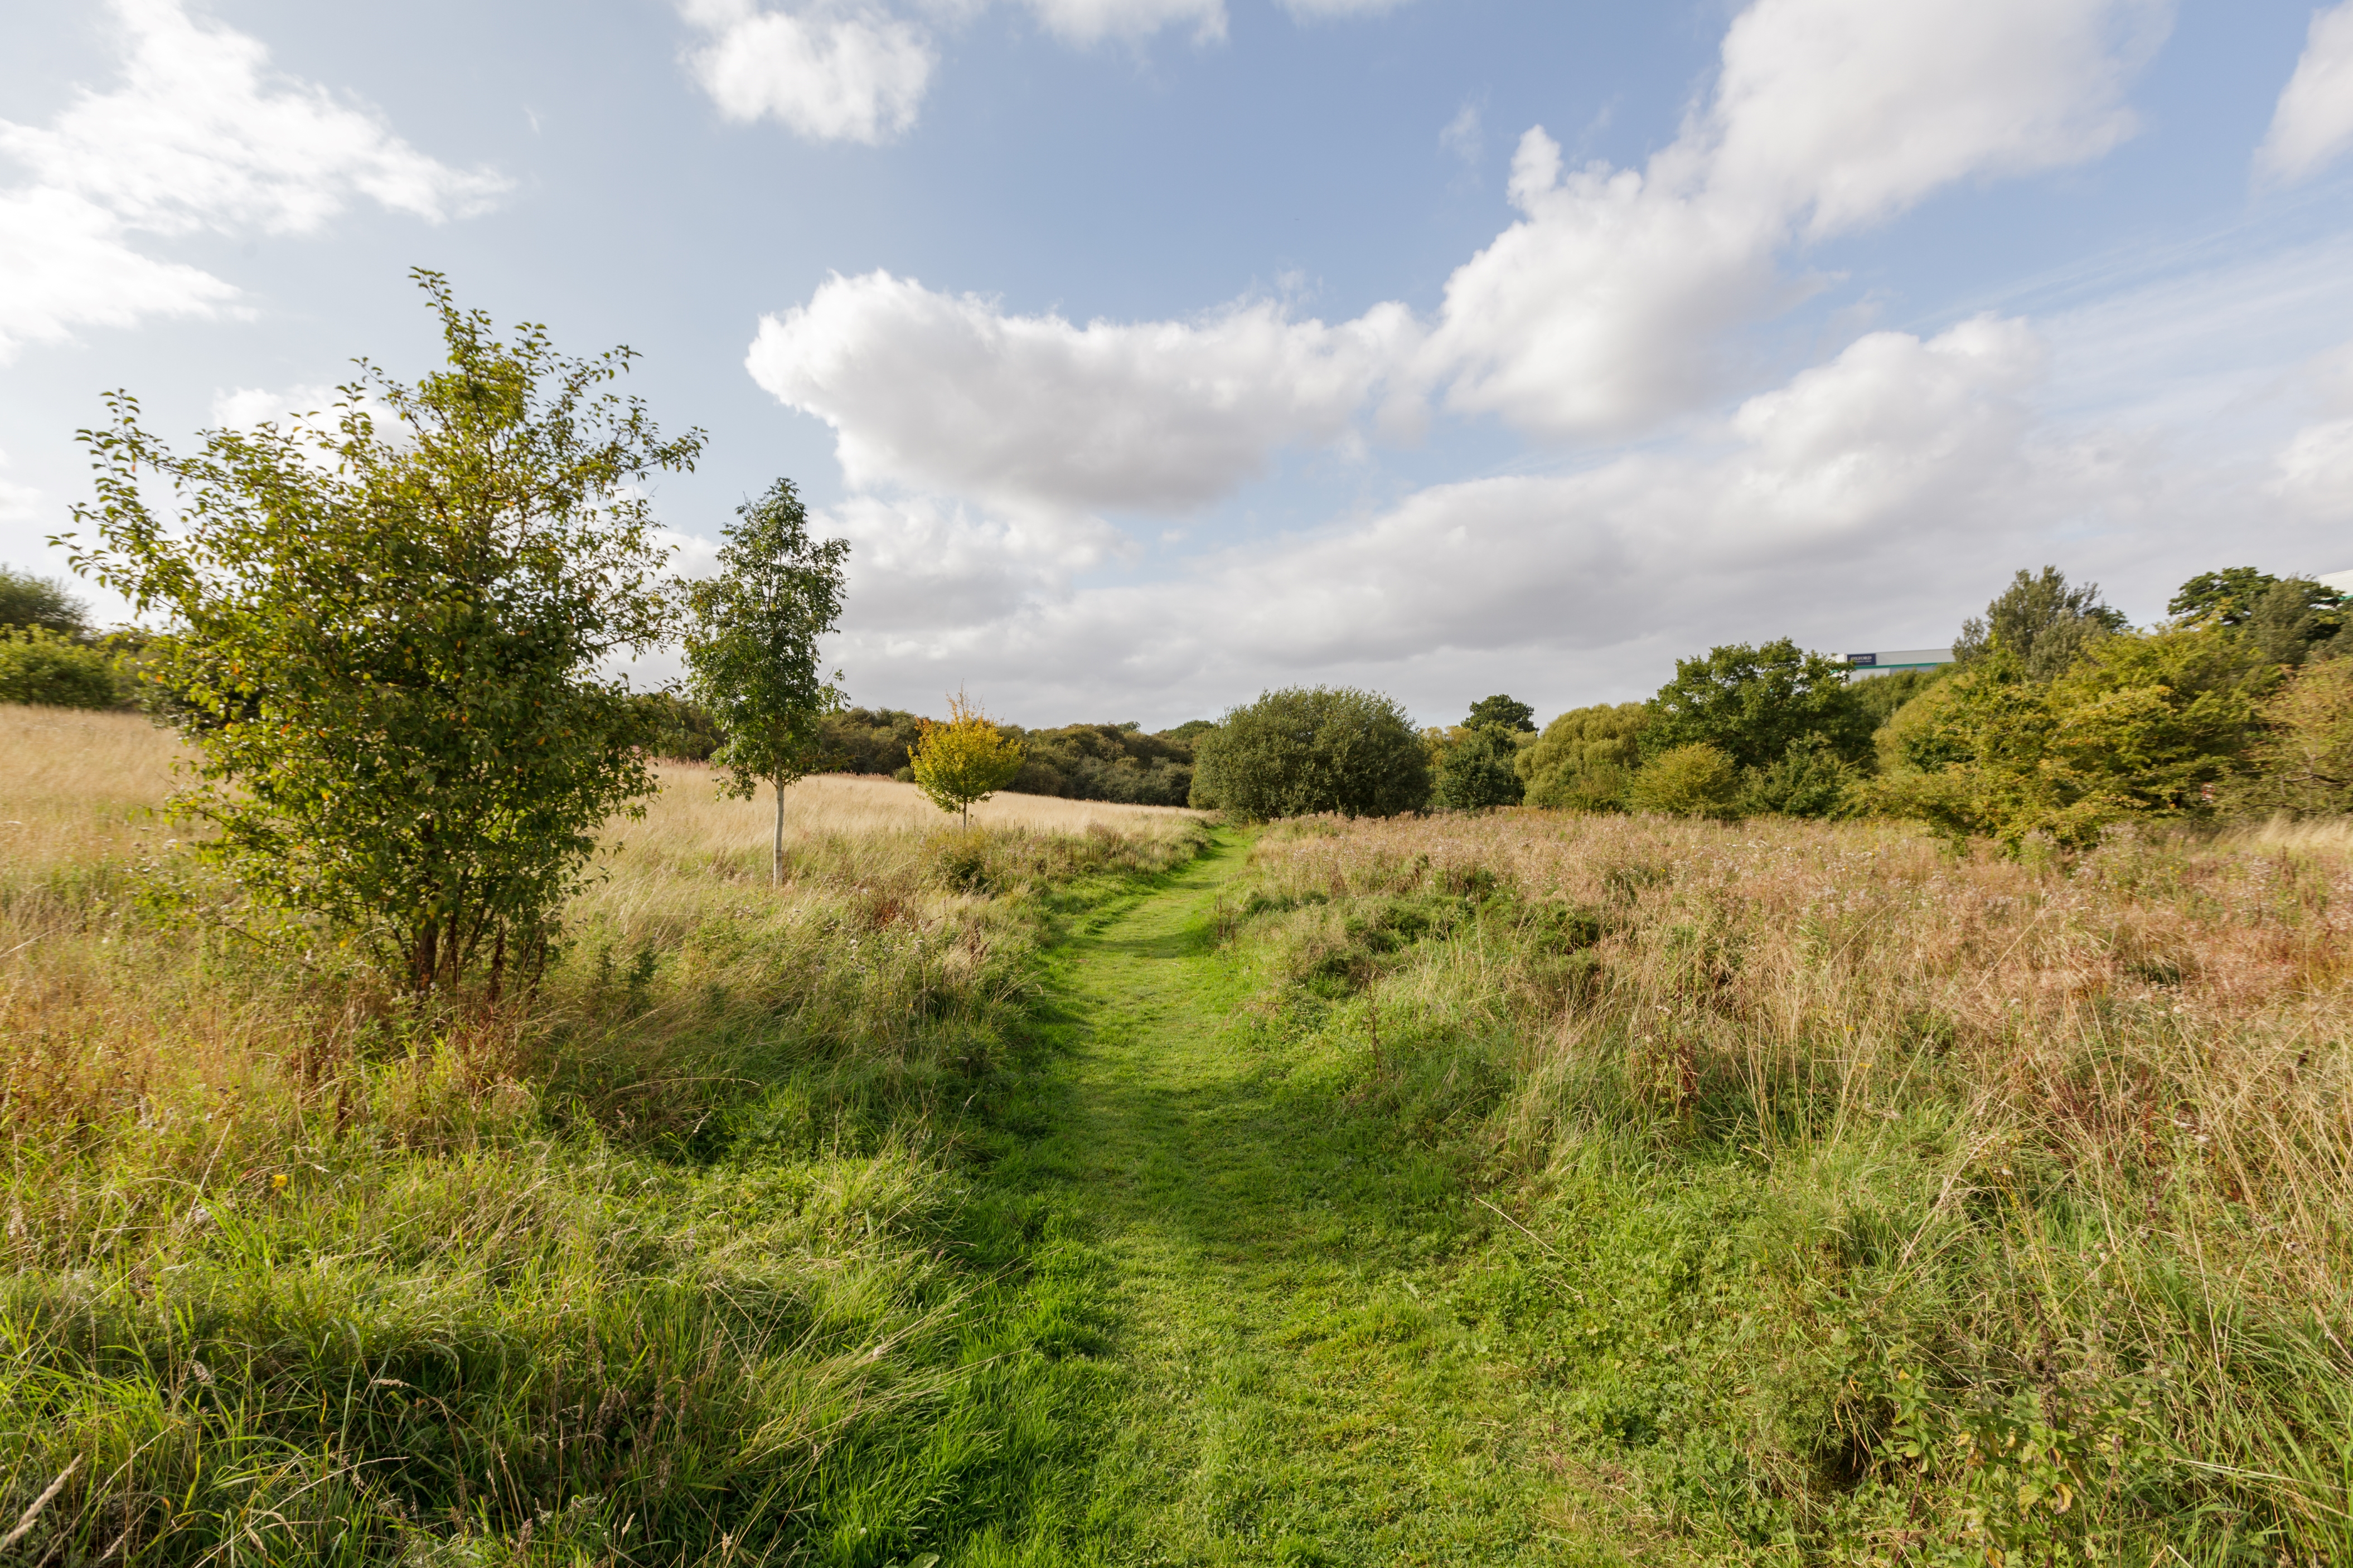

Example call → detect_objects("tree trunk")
772 775 785 886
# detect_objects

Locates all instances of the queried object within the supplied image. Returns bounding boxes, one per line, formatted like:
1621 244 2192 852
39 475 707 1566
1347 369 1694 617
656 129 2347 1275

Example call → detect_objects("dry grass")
0 703 1207 1162
0 705 186 877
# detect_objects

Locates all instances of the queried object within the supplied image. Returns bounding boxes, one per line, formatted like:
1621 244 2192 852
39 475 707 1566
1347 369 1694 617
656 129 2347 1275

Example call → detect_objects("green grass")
958 833 1597 1566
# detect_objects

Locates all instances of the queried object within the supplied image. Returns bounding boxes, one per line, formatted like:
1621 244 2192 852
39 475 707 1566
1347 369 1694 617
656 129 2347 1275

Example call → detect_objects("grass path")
987 832 1597 1566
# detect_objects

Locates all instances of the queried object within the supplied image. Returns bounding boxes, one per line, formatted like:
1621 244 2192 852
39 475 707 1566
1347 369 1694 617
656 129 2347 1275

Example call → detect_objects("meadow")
5 702 2351 1566
0 705 1205 1566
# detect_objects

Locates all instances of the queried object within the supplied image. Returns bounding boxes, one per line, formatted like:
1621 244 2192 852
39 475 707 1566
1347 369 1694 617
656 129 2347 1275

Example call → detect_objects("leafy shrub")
0 627 120 709
1521 702 1647 811
1626 742 1743 818
1740 734 1857 817
66 273 694 992
1190 686 1430 819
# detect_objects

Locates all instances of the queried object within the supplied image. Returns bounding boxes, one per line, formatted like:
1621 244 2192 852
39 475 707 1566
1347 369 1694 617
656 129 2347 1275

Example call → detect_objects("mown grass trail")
986 833 1593 1566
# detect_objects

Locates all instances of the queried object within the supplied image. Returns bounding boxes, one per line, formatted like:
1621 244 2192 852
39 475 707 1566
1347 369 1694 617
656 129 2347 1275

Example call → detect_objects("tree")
2232 656 2353 814
1466 693 1536 733
2168 569 2346 664
1877 624 2272 851
1432 723 1522 809
908 690 1026 826
1519 702 1647 811
1954 566 2129 682
1643 638 1872 772
682 479 850 885
62 271 700 994
0 566 90 639
1189 686 1429 819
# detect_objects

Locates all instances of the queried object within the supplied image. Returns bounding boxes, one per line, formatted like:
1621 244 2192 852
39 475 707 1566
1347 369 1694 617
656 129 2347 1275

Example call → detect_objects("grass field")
5 705 2349 1565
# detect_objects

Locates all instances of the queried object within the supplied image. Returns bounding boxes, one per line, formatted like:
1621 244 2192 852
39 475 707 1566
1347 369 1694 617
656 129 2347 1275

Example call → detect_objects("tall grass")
1227 809 2353 1563
0 705 1205 1565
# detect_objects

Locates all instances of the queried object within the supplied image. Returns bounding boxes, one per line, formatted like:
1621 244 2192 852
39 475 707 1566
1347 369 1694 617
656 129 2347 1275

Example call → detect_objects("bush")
1190 686 1430 819
1521 702 1647 811
1626 742 1743 819
1741 734 1858 818
66 273 694 992
0 626 120 709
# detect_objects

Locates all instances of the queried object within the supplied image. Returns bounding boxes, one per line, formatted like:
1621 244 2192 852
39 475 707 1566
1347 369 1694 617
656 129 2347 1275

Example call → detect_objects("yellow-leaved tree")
908 690 1025 826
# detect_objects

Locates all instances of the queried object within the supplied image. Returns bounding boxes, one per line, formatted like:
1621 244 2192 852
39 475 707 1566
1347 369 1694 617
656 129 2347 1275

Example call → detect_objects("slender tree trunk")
772 775 786 886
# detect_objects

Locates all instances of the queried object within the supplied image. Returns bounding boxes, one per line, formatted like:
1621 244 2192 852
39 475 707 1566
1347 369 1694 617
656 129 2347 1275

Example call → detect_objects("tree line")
1189 564 2352 846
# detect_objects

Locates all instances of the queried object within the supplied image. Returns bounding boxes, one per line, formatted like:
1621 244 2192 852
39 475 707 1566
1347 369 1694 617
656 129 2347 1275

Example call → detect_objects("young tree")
908 690 1026 826
681 479 850 884
62 271 700 994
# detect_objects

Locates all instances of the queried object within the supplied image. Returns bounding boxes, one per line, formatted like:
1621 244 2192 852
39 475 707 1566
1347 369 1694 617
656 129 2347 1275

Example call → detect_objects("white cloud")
680 0 935 143
746 270 1418 514
0 0 505 360
1018 0 1226 46
2257 2 2353 187
820 318 2090 720
2269 339 2353 518
747 0 2166 516
0 450 38 528
1425 0 2161 438
2272 418 2353 517
1439 102 1482 166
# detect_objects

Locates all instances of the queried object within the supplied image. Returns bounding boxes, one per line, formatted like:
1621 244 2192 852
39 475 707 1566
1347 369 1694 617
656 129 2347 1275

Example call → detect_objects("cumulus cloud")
0 0 505 360
747 270 1419 513
2257 2 2353 187
819 318 2085 719
748 0 2163 518
1426 0 2160 438
680 0 934 142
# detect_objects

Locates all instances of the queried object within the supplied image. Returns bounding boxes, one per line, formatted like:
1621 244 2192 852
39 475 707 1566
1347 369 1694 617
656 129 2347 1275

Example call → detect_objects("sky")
3 0 2352 730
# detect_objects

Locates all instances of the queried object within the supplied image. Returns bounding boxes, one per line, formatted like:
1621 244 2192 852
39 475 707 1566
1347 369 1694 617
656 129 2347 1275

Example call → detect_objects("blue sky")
4 0 2352 728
